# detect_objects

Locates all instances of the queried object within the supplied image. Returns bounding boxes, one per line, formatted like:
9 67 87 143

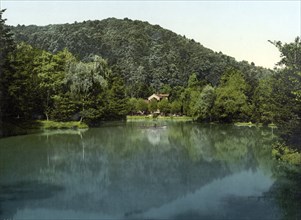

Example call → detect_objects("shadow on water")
0 181 64 219
266 166 301 220
1 120 43 137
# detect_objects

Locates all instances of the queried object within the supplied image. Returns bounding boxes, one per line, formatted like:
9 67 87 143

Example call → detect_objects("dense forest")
0 10 301 151
10 17 272 97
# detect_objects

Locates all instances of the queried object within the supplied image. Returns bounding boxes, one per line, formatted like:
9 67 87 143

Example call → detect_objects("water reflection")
142 169 277 220
0 121 287 219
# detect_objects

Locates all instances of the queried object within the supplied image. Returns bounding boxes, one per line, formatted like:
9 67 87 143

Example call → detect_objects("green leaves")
2 41 129 123
158 98 170 115
11 18 265 96
194 85 215 121
269 37 301 71
212 69 250 122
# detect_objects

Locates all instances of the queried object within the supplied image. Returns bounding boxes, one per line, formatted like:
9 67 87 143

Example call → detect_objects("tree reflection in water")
0 121 296 219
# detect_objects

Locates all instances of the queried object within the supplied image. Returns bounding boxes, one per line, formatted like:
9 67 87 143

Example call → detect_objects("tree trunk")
80 101 85 123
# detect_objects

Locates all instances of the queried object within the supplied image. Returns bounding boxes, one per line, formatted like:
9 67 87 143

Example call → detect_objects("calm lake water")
0 121 299 219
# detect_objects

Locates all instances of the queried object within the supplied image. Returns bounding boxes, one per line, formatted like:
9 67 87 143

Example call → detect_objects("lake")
0 121 299 219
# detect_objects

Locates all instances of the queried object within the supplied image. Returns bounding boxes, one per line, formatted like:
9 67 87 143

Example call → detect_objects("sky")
1 0 300 69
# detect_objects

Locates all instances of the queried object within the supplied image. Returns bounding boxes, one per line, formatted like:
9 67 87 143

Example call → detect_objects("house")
147 93 169 102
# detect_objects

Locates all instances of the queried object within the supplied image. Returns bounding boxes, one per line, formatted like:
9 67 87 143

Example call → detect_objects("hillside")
10 18 271 97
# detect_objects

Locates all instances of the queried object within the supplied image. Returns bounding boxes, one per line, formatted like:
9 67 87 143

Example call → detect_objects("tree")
188 90 200 118
269 37 301 71
11 18 266 98
212 69 250 122
105 75 128 120
158 98 170 115
0 9 15 136
6 43 44 119
65 56 108 122
270 37 301 111
42 48 77 120
35 49 76 120
252 77 277 124
194 85 215 121
181 73 205 117
187 73 199 89
128 98 138 115
267 37 301 150
148 99 158 113
50 94 79 121
171 100 182 115
136 98 148 114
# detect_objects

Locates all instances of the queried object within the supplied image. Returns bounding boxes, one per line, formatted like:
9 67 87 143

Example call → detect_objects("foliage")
6 43 44 119
157 98 170 115
170 100 182 114
104 75 128 120
2 42 128 125
0 9 15 122
212 69 251 122
40 120 88 129
269 37 301 72
136 98 149 113
252 77 277 124
0 9 15 133
148 99 158 113
128 98 138 115
272 142 301 165
65 55 109 122
193 85 215 121
2 10 301 140
50 94 79 121
267 37 301 130
11 18 270 97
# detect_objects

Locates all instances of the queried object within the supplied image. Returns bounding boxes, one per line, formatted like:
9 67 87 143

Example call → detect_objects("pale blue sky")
1 0 300 68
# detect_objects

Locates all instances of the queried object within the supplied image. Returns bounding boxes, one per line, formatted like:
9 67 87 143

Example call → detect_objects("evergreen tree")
6 43 43 119
105 75 128 120
253 77 277 124
0 9 15 136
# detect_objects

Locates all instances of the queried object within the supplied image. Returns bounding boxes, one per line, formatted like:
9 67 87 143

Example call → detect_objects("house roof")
158 94 169 98
148 93 169 101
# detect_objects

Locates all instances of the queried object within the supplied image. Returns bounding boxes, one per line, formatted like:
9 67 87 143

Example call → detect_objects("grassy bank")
234 122 259 127
38 120 88 130
234 121 277 128
127 115 192 121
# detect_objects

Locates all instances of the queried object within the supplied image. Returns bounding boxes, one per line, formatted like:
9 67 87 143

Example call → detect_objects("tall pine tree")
0 9 15 136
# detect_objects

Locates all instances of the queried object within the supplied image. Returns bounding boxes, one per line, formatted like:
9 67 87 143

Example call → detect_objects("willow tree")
65 55 109 122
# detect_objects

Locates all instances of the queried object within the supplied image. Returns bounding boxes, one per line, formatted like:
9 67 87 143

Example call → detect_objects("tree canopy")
10 18 272 97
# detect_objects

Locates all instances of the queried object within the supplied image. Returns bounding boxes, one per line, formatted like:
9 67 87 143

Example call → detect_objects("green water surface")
0 121 298 219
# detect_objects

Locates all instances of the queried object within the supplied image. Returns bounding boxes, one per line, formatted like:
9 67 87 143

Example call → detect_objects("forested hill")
10 18 271 97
